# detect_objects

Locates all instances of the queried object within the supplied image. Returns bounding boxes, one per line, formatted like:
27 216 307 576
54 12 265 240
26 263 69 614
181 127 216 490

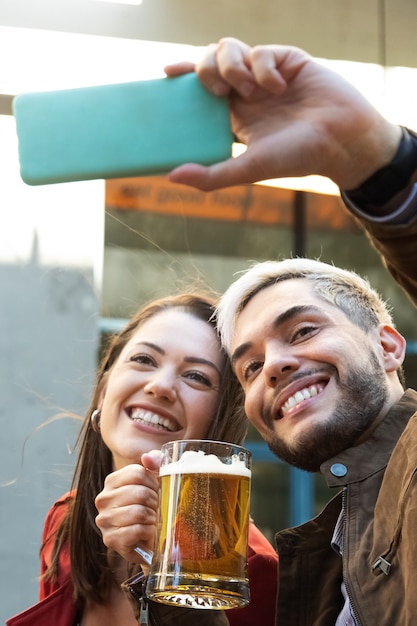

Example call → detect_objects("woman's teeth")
130 408 176 432
281 384 323 415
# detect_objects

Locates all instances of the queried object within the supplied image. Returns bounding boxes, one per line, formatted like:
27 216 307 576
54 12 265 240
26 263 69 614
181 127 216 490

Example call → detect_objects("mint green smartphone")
12 74 233 186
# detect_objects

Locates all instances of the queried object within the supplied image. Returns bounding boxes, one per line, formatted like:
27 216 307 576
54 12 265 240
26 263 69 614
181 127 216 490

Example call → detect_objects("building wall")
0 263 98 621
0 115 103 622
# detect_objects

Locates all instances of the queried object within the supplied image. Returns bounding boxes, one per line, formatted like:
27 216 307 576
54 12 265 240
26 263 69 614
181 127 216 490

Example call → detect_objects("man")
215 255 416 625
164 38 417 624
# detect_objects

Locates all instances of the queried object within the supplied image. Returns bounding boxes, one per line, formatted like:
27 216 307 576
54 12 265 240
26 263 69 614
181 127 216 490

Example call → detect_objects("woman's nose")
144 370 177 401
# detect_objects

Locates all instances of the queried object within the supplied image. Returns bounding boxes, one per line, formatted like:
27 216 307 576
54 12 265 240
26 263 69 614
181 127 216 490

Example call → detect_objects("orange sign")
105 176 358 231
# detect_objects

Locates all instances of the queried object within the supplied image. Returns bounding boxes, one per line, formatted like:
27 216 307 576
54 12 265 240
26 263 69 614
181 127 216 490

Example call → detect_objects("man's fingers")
164 61 196 77
191 38 257 98
168 153 259 191
250 46 293 94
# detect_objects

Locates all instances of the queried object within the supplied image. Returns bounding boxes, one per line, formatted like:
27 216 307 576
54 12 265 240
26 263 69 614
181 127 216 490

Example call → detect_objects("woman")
7 292 277 626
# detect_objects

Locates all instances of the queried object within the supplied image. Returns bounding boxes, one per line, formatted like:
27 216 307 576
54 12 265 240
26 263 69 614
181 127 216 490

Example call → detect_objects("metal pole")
290 190 313 525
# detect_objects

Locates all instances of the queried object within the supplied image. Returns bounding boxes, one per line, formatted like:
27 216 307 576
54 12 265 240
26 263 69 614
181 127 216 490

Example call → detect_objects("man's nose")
263 346 299 388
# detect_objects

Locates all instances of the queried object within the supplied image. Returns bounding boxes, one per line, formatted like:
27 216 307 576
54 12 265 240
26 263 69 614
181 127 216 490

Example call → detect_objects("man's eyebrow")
231 342 252 365
231 304 322 364
274 304 322 326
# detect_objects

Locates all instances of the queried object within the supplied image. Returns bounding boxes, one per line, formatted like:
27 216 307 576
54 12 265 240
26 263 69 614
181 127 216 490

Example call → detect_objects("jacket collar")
6 578 76 626
320 388 417 488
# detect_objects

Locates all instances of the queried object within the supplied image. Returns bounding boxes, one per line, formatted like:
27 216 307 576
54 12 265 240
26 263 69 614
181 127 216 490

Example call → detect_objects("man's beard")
263 354 388 472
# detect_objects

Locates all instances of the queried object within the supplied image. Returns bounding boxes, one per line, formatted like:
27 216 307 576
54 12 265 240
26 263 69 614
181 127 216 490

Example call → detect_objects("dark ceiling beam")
0 95 14 116
1 0 417 67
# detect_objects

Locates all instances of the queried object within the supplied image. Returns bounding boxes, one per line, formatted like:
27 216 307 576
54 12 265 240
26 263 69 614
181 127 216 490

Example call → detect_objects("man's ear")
378 324 406 372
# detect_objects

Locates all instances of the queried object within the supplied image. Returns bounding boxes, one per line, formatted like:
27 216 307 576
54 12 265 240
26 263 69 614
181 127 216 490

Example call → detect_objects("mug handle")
134 545 153 566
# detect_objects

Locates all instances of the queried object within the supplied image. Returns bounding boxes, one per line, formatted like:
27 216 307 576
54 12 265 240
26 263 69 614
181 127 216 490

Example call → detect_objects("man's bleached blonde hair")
217 258 394 355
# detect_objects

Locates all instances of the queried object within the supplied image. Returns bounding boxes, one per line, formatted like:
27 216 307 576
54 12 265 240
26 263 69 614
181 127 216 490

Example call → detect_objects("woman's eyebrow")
134 342 222 377
184 356 222 377
134 341 165 355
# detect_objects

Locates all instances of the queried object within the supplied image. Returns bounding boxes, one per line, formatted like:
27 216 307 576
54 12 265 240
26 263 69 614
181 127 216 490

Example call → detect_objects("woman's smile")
127 406 180 432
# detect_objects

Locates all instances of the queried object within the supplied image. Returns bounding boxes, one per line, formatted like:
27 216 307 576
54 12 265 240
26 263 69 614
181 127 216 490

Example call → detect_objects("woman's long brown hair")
42 292 247 610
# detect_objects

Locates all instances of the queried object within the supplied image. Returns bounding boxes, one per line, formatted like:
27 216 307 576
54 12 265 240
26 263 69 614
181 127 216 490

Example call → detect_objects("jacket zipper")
341 487 363 626
139 597 162 626
139 598 149 625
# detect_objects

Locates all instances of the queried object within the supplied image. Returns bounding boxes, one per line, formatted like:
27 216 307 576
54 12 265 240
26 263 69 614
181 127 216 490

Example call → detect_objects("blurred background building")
1 0 417 621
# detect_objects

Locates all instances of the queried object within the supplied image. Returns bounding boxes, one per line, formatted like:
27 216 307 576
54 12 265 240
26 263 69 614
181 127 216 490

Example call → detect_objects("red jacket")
6 494 76 626
7 493 278 625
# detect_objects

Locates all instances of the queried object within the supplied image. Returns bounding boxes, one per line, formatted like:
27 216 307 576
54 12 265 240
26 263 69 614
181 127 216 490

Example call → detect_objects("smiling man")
217 257 417 626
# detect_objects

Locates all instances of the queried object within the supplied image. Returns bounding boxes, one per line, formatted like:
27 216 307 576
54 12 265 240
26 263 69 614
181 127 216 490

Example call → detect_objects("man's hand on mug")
95 451 162 566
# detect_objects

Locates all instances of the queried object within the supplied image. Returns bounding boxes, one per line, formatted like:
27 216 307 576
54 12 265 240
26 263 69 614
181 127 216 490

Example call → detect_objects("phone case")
12 74 233 186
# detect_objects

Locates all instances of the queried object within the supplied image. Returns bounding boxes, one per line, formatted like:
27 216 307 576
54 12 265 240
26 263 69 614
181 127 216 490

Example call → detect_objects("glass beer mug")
140 439 252 610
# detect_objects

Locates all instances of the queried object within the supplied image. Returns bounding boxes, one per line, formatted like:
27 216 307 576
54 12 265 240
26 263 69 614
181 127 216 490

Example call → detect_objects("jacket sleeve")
341 197 417 308
366 412 417 625
39 493 73 600
121 571 230 626
226 521 278 626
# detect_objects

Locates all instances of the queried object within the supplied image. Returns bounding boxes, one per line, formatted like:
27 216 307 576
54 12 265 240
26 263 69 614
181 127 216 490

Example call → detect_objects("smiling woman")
6 291 278 626
98 307 225 470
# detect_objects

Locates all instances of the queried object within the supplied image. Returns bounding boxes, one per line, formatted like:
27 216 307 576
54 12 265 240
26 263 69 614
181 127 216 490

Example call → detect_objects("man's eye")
292 325 318 342
241 360 263 381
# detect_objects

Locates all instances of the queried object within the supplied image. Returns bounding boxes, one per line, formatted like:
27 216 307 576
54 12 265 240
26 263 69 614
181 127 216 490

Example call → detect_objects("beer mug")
145 439 252 609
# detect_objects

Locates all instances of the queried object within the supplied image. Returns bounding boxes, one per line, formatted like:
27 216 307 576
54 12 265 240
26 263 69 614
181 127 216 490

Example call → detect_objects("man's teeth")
130 409 176 432
281 385 322 415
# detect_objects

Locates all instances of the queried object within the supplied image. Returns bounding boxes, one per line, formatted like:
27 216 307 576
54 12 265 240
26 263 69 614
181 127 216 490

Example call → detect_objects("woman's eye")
184 371 212 387
130 353 155 367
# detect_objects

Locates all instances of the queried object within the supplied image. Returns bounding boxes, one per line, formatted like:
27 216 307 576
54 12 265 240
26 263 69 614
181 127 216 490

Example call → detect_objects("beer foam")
160 449 251 477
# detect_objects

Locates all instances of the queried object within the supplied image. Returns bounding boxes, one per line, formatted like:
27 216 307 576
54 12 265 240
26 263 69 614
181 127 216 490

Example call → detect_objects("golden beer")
146 442 251 609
